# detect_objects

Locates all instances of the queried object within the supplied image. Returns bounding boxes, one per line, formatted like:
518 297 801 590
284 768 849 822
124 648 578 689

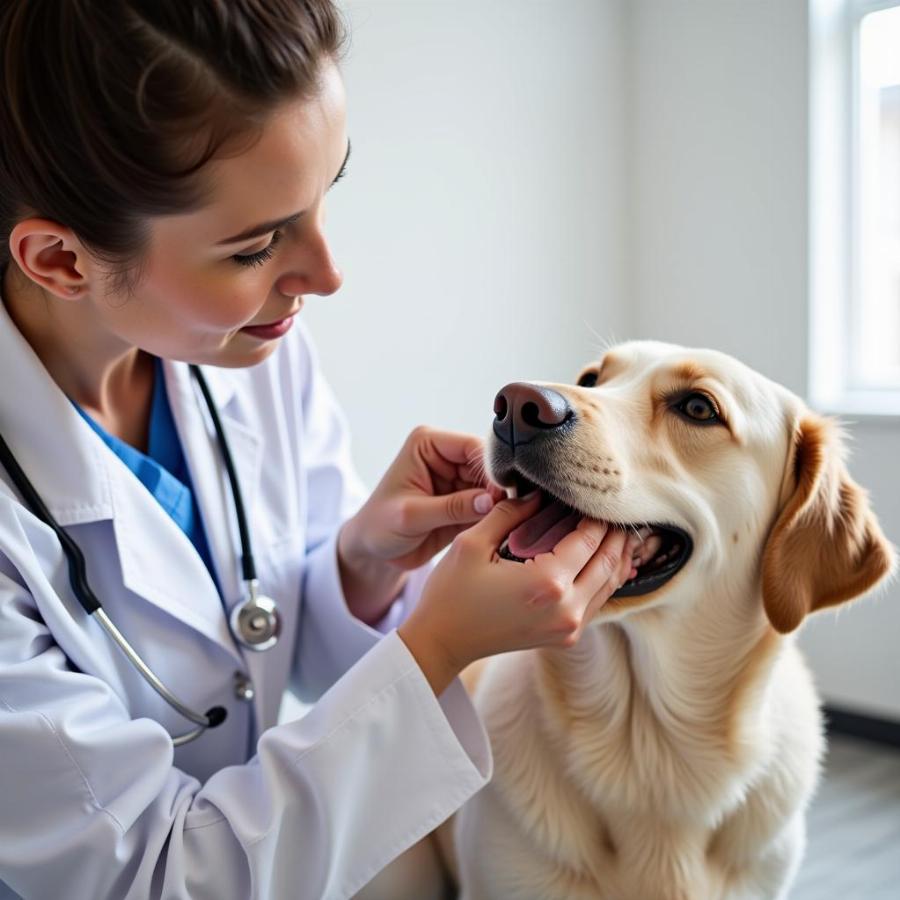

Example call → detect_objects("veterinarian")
0 3 639 898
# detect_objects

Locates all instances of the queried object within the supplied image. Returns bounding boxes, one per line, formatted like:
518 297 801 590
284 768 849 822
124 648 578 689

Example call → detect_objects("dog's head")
486 340 895 632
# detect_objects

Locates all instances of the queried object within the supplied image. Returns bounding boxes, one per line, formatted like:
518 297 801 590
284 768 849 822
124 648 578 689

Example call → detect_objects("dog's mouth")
496 471 693 598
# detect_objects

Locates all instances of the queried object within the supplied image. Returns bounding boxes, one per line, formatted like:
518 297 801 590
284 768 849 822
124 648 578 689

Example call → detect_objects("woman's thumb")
396 488 500 535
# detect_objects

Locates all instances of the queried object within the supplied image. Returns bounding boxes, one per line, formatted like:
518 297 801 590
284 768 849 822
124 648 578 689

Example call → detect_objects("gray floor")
791 734 900 900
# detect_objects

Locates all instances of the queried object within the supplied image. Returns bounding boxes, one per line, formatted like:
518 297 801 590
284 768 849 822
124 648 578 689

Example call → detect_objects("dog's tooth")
633 534 664 567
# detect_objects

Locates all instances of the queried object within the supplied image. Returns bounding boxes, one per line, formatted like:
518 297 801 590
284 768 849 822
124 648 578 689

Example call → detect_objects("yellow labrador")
441 340 896 900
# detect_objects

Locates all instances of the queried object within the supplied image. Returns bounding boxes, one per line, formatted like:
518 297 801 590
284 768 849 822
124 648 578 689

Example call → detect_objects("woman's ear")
761 414 896 634
7 218 90 299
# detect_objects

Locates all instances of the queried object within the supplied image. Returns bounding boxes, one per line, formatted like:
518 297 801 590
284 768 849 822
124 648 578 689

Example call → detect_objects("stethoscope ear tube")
189 364 256 583
0 363 278 743
0 410 227 744
92 607 227 743
0 431 100 613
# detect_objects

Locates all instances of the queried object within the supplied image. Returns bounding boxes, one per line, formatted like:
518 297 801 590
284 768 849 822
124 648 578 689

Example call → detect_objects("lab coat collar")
0 294 260 664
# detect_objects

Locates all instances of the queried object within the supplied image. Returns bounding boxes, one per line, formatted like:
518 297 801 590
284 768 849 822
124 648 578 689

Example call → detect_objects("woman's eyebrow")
215 139 351 246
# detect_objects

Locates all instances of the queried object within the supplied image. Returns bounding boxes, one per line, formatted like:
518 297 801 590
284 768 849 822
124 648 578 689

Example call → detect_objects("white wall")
301 0 899 720
628 0 900 720
307 0 629 488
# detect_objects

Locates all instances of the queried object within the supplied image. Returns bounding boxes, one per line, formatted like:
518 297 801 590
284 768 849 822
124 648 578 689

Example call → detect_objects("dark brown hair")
0 0 347 295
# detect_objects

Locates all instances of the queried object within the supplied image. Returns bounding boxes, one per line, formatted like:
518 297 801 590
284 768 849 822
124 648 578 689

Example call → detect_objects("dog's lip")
609 523 693 599
495 467 694 598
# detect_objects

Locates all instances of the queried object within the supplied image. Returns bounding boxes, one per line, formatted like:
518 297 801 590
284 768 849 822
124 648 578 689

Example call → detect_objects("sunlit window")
853 5 900 390
810 0 900 414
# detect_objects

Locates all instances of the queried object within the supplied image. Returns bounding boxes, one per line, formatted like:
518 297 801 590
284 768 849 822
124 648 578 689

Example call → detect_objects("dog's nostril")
494 394 508 419
521 401 574 430
521 402 541 428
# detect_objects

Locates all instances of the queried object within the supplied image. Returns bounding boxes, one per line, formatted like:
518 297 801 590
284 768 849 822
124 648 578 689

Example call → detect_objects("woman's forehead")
154 63 347 249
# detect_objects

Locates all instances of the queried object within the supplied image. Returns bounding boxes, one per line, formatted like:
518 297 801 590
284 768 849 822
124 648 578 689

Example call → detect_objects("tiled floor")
790 734 900 899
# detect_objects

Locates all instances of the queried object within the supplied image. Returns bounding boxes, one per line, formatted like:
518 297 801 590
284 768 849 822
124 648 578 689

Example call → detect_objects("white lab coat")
0 294 491 900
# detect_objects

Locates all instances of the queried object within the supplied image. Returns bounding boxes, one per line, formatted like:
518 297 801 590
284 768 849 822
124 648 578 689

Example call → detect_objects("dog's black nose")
493 383 574 447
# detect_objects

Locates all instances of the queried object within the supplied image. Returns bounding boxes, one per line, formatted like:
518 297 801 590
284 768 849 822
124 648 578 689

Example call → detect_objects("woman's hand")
397 492 646 696
338 425 506 574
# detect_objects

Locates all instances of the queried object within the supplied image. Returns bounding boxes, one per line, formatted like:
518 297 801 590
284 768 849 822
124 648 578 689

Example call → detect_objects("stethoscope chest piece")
231 580 281 651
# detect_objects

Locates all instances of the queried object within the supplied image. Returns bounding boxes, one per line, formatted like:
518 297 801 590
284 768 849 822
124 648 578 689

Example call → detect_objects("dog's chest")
465 651 760 899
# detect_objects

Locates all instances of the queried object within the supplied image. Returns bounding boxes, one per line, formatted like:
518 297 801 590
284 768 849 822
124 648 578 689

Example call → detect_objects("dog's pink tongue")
508 498 583 558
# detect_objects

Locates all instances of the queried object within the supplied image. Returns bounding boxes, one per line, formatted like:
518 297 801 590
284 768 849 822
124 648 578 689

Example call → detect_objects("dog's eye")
676 393 719 423
577 372 598 387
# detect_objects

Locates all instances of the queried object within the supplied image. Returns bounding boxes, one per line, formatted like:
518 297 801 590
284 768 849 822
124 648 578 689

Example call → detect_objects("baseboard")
823 704 900 749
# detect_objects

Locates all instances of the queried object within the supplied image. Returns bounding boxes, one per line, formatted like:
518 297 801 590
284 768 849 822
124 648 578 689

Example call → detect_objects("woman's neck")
2 263 155 449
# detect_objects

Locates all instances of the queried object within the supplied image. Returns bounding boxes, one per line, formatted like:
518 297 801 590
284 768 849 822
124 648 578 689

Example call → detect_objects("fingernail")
474 493 494 514
520 489 541 501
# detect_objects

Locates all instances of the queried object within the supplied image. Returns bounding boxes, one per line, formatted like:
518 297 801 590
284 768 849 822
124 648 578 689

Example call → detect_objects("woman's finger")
536 517 613 579
414 428 486 473
573 529 632 623
455 491 544 551
560 522 627 588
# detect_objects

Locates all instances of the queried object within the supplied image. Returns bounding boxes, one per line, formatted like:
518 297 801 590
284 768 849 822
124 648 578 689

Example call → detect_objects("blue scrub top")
69 355 223 599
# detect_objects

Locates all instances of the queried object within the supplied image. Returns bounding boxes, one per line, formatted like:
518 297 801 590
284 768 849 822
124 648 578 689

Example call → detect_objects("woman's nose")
276 227 343 297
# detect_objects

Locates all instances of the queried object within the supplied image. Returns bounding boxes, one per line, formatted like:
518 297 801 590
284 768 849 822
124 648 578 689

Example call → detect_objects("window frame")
809 0 900 417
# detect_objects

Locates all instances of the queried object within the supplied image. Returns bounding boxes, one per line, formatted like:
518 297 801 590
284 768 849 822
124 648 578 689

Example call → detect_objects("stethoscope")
0 363 281 746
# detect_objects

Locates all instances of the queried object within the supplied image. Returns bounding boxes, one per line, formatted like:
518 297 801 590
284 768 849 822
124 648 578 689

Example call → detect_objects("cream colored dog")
441 340 896 900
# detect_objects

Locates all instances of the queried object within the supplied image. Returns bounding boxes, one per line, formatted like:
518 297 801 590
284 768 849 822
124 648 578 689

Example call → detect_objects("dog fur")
443 341 895 900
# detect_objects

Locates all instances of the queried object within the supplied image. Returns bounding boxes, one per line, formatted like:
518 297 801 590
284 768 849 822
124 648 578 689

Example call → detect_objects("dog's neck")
536 577 786 821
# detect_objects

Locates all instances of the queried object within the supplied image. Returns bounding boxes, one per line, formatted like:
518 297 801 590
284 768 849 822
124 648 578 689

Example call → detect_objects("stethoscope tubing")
0 421 228 743
188 364 257 584
0 363 272 745
92 607 226 746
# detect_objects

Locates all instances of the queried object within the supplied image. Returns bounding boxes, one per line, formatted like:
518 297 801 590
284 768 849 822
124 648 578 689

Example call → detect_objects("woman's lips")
240 307 301 340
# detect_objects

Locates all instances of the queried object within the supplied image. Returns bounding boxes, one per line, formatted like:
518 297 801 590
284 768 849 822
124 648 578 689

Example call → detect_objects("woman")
0 2 641 898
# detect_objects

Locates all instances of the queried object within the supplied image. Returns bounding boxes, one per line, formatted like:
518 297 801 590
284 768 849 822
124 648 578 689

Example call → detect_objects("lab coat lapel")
110 461 245 665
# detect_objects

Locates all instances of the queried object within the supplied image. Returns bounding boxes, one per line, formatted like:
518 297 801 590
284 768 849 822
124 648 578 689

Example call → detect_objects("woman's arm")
336 533 409 627
0 563 490 900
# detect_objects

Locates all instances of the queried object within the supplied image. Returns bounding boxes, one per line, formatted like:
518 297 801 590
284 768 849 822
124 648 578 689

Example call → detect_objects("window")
855 5 900 390
810 0 900 414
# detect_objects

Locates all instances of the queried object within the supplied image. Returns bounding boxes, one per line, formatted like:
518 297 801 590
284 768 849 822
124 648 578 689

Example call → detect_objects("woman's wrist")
396 616 461 697
337 519 409 626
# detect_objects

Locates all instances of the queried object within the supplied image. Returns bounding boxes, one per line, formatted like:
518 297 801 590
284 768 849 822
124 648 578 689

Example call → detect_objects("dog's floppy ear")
761 414 895 634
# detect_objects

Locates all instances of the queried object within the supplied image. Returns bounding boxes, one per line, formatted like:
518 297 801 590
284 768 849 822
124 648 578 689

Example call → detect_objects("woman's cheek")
190 283 260 331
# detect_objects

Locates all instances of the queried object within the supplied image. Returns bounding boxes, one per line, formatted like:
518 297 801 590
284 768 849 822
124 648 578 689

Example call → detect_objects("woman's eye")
577 372 598 387
676 393 719 423
231 229 284 268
